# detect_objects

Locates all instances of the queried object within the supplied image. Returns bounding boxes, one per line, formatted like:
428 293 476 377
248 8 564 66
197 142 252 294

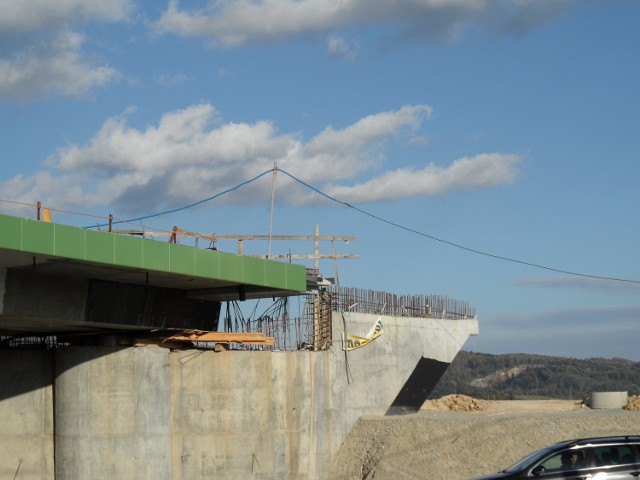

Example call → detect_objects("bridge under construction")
0 212 479 479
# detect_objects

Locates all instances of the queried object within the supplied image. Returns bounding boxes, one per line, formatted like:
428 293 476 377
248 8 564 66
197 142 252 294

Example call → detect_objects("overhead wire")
33 165 640 286
82 169 274 229
0 199 37 208
276 168 640 286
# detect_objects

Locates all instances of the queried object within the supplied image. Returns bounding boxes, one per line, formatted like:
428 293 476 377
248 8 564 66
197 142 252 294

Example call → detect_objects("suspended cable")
83 169 274 229
70 164 640 285
276 168 640 286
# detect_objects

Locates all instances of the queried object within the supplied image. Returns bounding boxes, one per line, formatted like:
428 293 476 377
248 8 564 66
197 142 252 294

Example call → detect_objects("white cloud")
0 32 120 99
154 73 188 87
324 153 520 202
1 103 521 214
303 105 430 156
516 277 640 296
466 304 640 360
0 0 133 33
327 35 357 60
155 0 576 48
0 0 132 100
489 305 640 330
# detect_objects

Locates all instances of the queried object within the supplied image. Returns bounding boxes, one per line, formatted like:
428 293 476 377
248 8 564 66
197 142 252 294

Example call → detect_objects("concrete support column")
54 347 171 480
0 350 54 479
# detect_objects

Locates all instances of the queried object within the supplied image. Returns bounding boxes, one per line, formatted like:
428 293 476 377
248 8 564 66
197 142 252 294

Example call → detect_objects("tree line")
430 351 640 400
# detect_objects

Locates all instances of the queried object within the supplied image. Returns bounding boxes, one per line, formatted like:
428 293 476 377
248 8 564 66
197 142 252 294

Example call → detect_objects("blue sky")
1 0 639 360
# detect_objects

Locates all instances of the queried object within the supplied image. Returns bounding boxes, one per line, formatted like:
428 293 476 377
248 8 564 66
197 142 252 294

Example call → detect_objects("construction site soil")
330 395 640 480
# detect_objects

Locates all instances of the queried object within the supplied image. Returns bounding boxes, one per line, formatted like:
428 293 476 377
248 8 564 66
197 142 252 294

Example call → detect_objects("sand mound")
423 394 487 412
624 395 640 411
332 406 640 479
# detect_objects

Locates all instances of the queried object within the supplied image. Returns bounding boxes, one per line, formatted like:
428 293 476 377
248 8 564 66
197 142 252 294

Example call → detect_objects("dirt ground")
330 395 640 480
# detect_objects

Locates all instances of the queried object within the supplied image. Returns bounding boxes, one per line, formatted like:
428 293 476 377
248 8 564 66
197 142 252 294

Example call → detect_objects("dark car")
471 436 640 479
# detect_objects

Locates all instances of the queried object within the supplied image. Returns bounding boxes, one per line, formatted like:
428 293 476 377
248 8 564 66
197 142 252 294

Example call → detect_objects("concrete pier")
0 350 54 479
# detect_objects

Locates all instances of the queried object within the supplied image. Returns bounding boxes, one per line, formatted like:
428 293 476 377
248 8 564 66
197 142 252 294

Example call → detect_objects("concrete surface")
54 347 171 480
0 311 479 479
0 350 54 480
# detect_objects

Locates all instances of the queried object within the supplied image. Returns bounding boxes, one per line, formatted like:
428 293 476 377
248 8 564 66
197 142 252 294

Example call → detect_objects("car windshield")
502 446 559 473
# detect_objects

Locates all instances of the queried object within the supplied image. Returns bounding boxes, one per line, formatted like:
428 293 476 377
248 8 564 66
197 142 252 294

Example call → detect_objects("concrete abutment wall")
0 312 478 479
55 347 171 479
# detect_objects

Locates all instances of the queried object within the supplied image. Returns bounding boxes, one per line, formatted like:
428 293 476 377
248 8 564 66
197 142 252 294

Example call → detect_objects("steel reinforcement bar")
327 287 476 320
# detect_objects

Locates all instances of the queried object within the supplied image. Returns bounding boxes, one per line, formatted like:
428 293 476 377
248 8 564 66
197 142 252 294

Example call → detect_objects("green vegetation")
430 351 640 400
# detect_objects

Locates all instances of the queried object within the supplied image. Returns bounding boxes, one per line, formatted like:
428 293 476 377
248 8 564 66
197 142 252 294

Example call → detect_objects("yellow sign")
345 317 383 351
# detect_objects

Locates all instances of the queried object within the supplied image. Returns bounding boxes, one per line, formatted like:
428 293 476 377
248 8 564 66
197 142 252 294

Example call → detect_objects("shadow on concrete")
385 357 450 415
0 342 131 401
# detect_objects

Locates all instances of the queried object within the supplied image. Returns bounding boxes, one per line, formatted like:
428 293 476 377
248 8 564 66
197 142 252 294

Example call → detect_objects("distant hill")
430 351 640 400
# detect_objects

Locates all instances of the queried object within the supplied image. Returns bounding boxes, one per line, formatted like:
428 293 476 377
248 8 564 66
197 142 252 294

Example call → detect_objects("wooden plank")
167 331 275 346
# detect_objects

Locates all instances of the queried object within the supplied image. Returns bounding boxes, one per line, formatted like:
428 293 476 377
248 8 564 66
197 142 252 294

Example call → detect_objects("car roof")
559 436 640 448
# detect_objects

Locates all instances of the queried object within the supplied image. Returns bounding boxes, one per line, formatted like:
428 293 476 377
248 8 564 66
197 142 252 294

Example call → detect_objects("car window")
503 446 559 473
539 449 587 472
540 453 563 471
594 445 635 466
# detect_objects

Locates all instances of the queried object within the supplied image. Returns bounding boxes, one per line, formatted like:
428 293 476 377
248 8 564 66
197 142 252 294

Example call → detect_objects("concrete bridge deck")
0 213 306 335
